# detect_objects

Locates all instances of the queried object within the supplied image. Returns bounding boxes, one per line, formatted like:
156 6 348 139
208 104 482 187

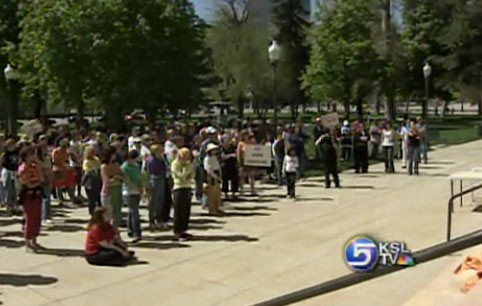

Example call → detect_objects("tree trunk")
317 100 321 113
461 100 464 112
385 93 395 122
237 96 244 119
106 100 124 132
344 99 350 120
332 101 337 113
478 98 482 116
76 98 84 129
356 98 363 119
375 92 381 115
442 100 449 118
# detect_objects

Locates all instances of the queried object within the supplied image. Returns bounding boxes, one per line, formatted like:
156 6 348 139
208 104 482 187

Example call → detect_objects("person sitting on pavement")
85 207 136 266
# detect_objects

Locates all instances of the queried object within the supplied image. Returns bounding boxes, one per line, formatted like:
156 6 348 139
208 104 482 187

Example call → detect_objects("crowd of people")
0 114 428 266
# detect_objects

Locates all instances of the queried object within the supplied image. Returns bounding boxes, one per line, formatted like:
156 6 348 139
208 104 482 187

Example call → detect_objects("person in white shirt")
203 144 224 216
282 147 299 199
164 129 178 163
381 122 399 173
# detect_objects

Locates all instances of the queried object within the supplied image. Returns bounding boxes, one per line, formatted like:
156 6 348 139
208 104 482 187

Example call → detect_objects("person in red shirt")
18 146 44 253
85 207 135 266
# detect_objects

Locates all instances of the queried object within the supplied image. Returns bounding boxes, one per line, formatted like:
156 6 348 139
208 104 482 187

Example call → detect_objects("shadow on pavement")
230 206 277 212
339 185 375 190
130 242 190 249
189 218 226 225
154 234 258 242
0 238 25 248
37 247 85 257
0 273 58 287
63 218 90 225
45 224 85 233
189 224 223 231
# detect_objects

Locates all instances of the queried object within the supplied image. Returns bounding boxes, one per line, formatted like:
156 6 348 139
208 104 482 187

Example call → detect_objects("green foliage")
303 0 381 116
207 1 273 112
272 0 310 112
16 0 211 126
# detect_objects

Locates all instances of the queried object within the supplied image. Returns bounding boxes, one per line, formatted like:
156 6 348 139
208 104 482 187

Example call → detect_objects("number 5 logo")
345 236 379 272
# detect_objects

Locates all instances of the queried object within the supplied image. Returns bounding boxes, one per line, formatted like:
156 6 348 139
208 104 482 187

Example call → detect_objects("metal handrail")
447 182 482 241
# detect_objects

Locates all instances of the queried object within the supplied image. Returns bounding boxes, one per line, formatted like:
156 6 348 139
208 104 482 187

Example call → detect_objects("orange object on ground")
454 256 482 292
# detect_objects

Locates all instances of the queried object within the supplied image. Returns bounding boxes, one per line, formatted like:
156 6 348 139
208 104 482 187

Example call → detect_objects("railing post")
447 200 452 241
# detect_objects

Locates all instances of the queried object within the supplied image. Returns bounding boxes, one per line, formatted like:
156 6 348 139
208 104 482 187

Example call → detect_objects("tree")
399 0 453 117
18 0 211 129
303 0 381 119
0 0 21 135
272 0 310 118
207 0 273 119
435 0 482 116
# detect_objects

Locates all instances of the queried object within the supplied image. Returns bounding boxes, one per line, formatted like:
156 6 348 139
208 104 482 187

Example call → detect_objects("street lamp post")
4 64 17 137
268 40 281 138
423 62 432 120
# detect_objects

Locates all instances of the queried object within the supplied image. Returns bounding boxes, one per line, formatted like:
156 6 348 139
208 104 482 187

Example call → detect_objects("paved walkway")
1 140 482 306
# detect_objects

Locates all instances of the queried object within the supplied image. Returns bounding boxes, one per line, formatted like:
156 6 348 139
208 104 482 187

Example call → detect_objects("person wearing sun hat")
171 147 194 241
203 143 224 216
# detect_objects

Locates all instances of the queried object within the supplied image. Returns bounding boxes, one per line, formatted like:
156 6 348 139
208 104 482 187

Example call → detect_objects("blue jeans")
4 171 17 208
42 184 52 220
125 194 142 238
274 156 284 185
149 178 165 224
420 140 428 163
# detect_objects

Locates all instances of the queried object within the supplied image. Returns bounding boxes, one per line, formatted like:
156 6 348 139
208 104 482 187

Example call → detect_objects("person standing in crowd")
18 146 44 253
313 117 324 161
37 144 53 224
221 134 239 199
381 122 397 174
272 132 285 186
407 119 421 176
121 150 143 243
164 129 178 163
316 128 341 188
283 147 299 199
369 121 381 159
199 127 221 207
70 131 84 200
160 148 173 226
237 133 258 196
417 116 428 164
204 144 224 216
293 125 307 179
52 139 77 206
340 120 352 161
100 148 124 228
1 139 20 215
85 207 136 266
401 116 410 169
171 148 194 241
192 129 206 201
353 120 369 173
82 146 102 215
146 144 167 231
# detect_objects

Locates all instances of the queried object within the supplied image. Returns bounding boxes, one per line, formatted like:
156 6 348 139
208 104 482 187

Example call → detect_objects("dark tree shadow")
0 219 22 227
37 247 85 258
296 197 334 202
427 161 455 165
472 205 482 213
0 273 57 287
297 183 325 188
419 165 445 170
154 234 258 242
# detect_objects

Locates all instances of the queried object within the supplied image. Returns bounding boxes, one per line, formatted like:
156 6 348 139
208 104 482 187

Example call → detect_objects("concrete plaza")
1 139 482 306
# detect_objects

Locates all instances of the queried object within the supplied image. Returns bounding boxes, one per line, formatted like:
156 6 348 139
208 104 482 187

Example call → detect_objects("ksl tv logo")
344 236 415 272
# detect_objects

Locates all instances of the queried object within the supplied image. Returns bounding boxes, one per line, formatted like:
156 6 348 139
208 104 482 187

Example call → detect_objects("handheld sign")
321 113 339 129
244 144 272 167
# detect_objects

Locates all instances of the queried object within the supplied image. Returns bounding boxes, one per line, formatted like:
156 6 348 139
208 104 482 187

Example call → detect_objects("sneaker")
25 244 37 254
181 233 193 240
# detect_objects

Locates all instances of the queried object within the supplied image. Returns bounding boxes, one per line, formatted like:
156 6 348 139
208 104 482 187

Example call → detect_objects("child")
282 147 299 199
